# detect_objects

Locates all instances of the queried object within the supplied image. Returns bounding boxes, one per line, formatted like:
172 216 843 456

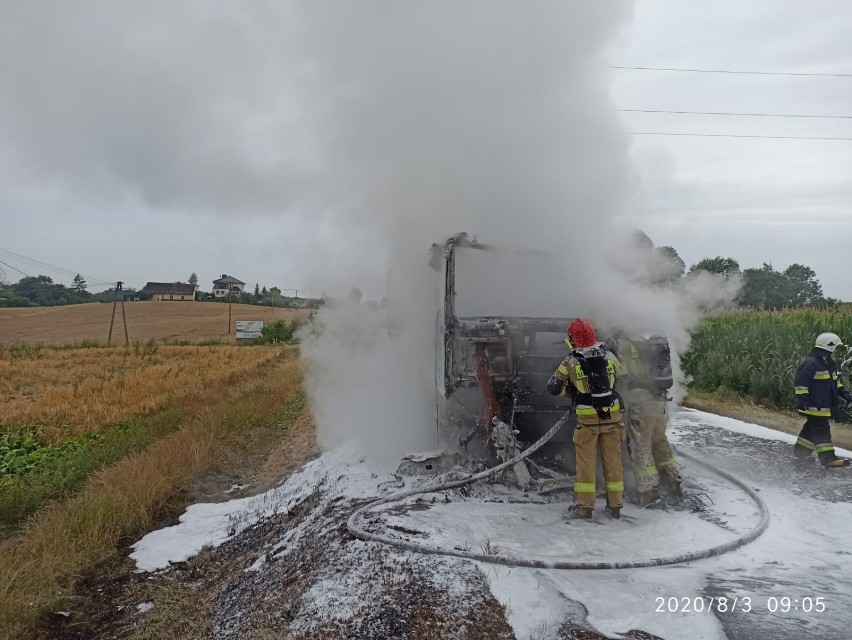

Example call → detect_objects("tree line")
0 273 322 309
0 275 135 308
2 256 837 311
651 248 840 309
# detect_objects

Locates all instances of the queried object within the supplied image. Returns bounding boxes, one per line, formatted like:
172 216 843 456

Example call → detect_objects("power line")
612 65 852 78
619 108 852 120
0 260 30 278
0 247 114 286
629 131 852 141
0 248 90 281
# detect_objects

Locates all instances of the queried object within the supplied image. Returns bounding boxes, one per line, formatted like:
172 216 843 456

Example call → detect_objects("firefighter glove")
547 376 564 396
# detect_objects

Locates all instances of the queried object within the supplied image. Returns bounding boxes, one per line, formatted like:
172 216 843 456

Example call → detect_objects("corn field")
682 308 852 410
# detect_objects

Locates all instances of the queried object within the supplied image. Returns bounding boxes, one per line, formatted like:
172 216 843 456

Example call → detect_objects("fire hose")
347 414 770 570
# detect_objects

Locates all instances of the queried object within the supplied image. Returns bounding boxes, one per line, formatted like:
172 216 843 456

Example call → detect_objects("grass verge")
0 350 313 640
0 409 182 537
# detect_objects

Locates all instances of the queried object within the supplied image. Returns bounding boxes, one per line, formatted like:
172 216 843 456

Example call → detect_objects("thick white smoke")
296 3 638 460
293 4 742 460
0 1 737 460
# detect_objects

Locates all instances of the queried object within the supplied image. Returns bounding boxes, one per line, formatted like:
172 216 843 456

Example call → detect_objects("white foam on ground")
379 481 757 565
129 408 852 638
130 447 388 572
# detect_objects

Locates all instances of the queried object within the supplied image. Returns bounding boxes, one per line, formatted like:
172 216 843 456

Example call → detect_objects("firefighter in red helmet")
547 318 627 519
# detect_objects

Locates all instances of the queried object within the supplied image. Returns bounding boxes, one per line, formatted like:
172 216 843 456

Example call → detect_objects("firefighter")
793 332 852 467
547 318 626 519
617 335 682 506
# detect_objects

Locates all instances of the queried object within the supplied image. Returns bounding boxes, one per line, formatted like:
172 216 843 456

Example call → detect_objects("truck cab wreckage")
398 232 591 490
351 232 770 570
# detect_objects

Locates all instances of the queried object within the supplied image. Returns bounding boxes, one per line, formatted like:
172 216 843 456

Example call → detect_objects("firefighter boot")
823 458 850 468
605 505 621 519
636 489 659 507
666 479 683 498
659 467 682 497
568 504 593 519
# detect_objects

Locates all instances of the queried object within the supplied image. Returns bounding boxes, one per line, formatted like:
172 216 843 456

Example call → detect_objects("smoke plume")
296 2 640 459
0 2 739 460
295 2 741 458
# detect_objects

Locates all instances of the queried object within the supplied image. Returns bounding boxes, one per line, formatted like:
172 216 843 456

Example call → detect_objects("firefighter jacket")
618 338 667 404
794 348 852 418
547 346 626 426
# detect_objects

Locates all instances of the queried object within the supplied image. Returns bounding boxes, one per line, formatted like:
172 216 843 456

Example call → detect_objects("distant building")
212 274 246 298
141 282 198 301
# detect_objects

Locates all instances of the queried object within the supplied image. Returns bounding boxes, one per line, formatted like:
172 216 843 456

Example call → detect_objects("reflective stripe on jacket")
794 349 845 417
619 338 666 402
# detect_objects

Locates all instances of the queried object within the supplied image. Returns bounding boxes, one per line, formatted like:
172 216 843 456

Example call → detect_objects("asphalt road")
672 411 852 640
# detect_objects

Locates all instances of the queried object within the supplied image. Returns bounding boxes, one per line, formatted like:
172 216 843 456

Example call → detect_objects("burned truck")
429 233 581 471
399 232 673 490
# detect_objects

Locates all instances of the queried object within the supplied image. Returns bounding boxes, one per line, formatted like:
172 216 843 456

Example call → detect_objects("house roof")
212 274 246 286
141 282 197 295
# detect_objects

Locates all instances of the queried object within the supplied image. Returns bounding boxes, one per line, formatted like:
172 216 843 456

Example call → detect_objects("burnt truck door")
430 232 498 399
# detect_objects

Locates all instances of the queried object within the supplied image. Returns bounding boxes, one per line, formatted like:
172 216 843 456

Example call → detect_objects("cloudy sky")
613 0 852 300
1 1 850 300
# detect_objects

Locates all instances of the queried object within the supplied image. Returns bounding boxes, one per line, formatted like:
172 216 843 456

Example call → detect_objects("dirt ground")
0 302 311 345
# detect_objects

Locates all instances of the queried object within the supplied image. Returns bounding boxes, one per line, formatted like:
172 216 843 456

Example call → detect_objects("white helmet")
815 332 844 352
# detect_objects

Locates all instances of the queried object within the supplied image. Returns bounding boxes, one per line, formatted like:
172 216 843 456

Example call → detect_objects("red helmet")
567 318 597 348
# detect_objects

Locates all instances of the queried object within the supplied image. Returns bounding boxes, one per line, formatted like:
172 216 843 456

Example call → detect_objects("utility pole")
227 285 242 334
228 286 234 334
107 281 129 346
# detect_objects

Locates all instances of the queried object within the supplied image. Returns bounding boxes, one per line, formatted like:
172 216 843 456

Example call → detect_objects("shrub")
257 319 306 345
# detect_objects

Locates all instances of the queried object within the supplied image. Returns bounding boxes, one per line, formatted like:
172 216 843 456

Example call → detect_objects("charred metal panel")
431 234 581 448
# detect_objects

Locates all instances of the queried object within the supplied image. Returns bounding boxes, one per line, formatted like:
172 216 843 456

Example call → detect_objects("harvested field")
0 301 311 346
1 345 281 437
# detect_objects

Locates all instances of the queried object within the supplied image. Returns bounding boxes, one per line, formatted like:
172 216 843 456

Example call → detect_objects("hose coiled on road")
347 415 770 569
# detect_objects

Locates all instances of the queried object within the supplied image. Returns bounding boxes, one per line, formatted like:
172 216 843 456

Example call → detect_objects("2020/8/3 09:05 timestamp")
656 596 827 613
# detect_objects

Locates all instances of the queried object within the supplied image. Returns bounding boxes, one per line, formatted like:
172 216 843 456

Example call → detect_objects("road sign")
235 320 264 342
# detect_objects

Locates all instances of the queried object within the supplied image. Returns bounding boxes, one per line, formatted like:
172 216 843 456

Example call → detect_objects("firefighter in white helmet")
793 332 852 467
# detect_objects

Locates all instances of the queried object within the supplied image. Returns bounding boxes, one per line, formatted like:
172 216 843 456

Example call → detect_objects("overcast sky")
1 1 850 300
613 0 852 300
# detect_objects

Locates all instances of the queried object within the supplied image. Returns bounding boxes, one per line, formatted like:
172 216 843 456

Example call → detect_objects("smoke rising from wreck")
0 2 737 460
296 2 743 461
292 3 609 457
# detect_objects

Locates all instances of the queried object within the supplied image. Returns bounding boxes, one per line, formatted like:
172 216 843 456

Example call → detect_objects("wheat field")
0 301 311 346
0 344 285 438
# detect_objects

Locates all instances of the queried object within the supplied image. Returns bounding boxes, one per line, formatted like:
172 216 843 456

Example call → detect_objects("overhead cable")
613 65 852 78
629 131 852 141
0 260 31 278
0 247 114 286
619 108 852 120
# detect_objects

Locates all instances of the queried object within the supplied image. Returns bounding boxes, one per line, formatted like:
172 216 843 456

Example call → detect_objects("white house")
212 274 246 298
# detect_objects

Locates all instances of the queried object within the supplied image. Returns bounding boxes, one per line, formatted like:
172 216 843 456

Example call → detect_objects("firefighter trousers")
794 416 837 462
573 422 625 509
627 399 680 493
